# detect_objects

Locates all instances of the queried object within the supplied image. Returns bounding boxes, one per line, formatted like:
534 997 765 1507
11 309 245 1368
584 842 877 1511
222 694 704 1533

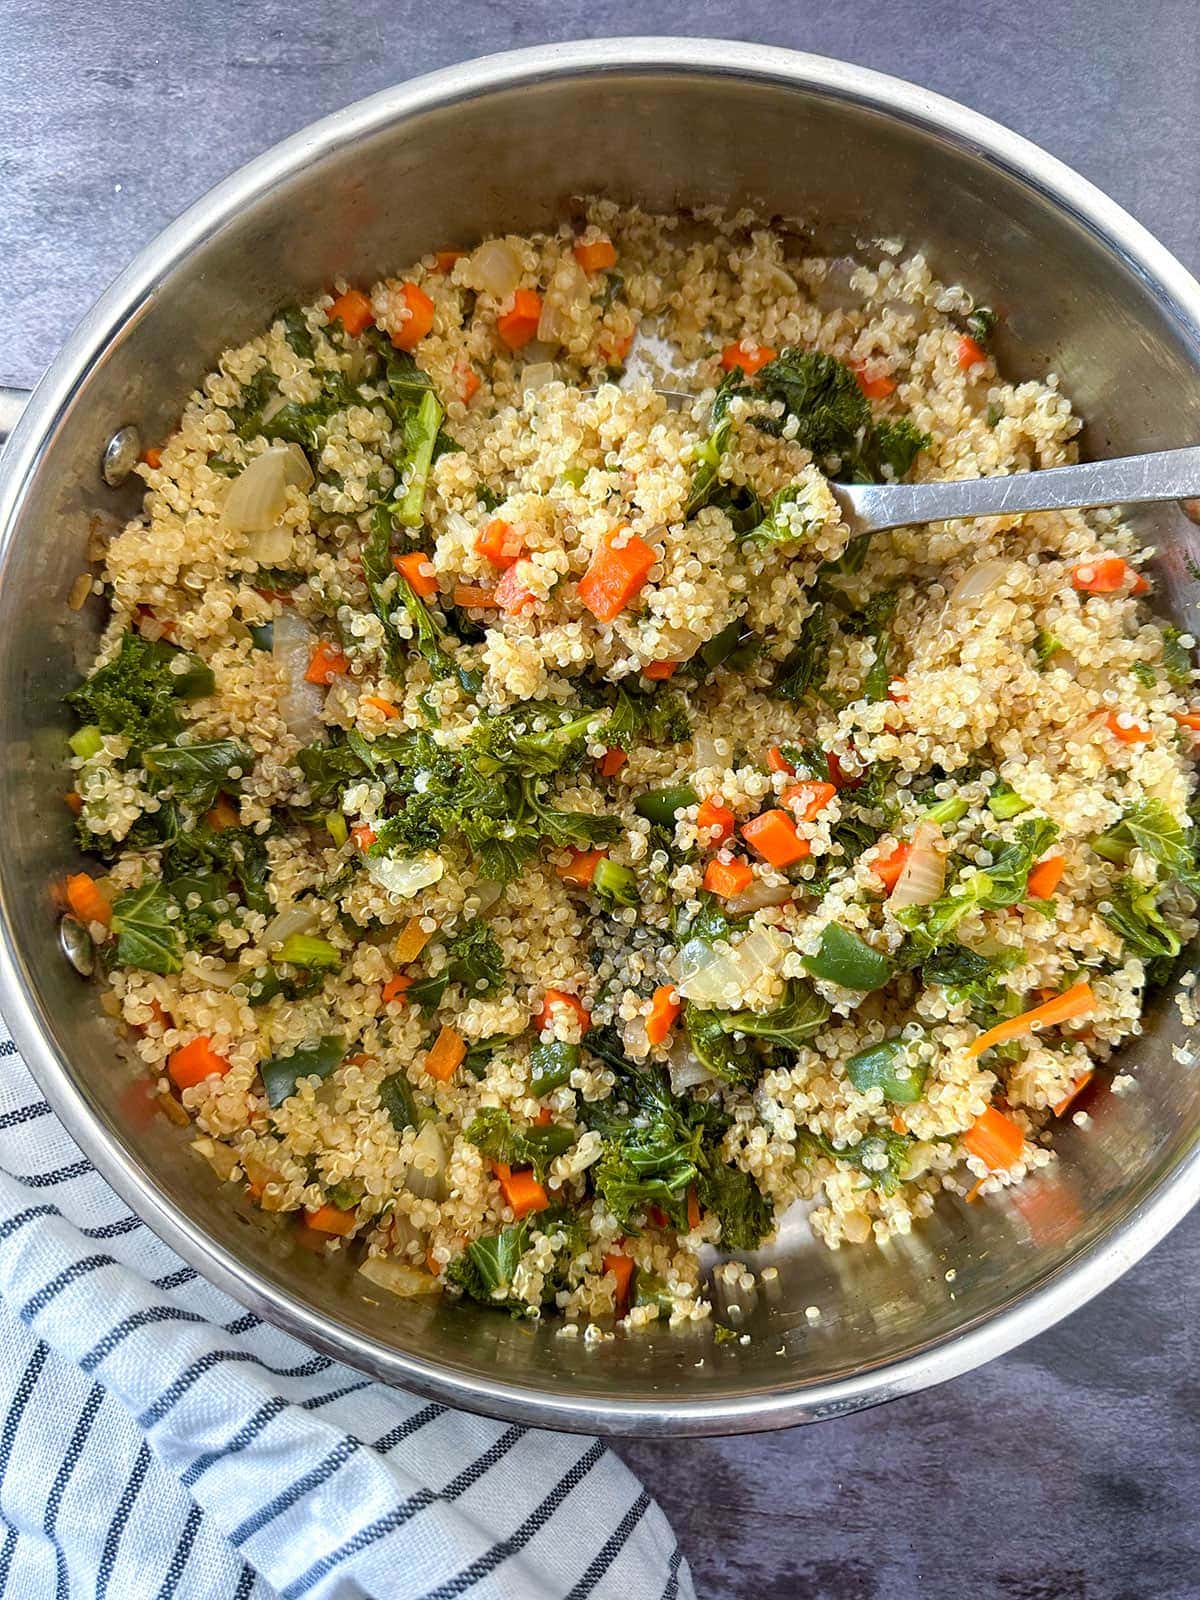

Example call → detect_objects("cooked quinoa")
62 204 1200 1331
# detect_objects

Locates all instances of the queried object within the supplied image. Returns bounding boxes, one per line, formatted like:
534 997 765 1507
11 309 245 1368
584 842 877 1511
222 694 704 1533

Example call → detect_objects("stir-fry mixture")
62 206 1199 1331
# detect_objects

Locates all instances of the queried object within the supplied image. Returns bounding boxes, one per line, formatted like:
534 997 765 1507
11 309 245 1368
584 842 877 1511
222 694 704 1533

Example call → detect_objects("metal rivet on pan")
59 914 95 977
102 425 140 487
1181 498 1200 528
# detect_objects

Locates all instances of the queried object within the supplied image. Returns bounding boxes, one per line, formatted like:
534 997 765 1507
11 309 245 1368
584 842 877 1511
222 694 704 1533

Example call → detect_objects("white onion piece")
472 879 504 915
271 610 327 743
244 524 294 564
949 558 1016 607
888 822 946 910
667 1040 717 1095
691 732 728 772
262 904 318 947
725 881 794 917
520 362 558 394
364 852 444 899
471 238 522 299
405 1122 448 1201
358 1256 440 1298
675 923 789 1006
224 443 313 534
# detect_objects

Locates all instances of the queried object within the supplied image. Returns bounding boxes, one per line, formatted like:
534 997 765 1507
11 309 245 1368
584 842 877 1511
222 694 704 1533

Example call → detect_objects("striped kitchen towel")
0 1027 692 1599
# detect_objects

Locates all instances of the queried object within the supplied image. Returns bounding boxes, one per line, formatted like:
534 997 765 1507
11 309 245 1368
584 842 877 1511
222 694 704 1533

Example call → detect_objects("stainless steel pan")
1 39 1197 1436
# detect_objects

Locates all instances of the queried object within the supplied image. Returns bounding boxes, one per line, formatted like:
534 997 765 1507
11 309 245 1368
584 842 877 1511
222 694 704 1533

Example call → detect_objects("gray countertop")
4 3 1198 1595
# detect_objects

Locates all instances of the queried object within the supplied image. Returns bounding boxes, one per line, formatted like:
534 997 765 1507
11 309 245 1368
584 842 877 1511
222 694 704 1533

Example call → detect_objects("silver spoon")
644 388 1200 534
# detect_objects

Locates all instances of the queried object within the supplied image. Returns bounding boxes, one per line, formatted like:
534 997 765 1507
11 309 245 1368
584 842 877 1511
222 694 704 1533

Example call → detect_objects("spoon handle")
835 445 1200 534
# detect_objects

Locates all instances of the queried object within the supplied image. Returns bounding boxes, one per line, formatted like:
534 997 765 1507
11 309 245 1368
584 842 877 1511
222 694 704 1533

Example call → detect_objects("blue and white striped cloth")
0 1025 692 1599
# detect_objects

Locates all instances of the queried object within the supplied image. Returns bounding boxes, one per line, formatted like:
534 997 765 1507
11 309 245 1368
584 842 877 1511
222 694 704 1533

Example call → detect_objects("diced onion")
691 732 729 772
725 882 794 917
888 821 946 910
271 610 326 743
404 1122 448 1201
520 363 558 394
810 256 861 311
262 904 318 947
949 558 1016 606
224 443 313 535
667 1039 717 1095
364 852 445 899
358 1256 440 1297
472 880 504 915
190 1137 242 1182
244 524 294 564
675 923 789 1006
471 238 523 300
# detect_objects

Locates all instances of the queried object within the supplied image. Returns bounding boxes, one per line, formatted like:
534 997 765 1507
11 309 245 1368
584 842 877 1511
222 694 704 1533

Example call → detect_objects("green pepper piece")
260 1035 344 1109
529 1040 580 1096
845 1036 927 1103
802 924 894 991
924 795 968 826
277 933 341 970
634 785 699 827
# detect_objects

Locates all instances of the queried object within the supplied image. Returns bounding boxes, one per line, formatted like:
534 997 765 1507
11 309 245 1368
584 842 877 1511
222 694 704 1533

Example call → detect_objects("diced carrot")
963 1105 1026 1169
854 365 896 400
426 1025 466 1082
891 1113 908 1135
474 519 524 569
703 857 754 898
434 250 464 274
597 747 628 778
696 795 735 845
888 678 909 703
643 659 677 680
205 796 239 830
957 335 987 370
782 779 837 821
964 1176 988 1204
647 1204 669 1229
496 288 542 350
393 550 439 599
496 1166 549 1219
327 289 374 336
720 341 776 376
494 564 537 613
168 1036 231 1091
65 872 112 928
574 237 618 274
1071 555 1131 593
1105 711 1153 744
381 973 412 1005
577 528 657 622
303 1203 357 1236
556 847 606 888
394 917 432 963
64 791 83 816
1131 573 1151 596
686 1186 702 1231
305 639 350 684
1174 710 1200 731
1026 854 1065 899
391 282 435 351
352 824 377 851
456 362 481 404
536 988 590 1035
141 446 163 469
741 809 810 868
1053 1070 1094 1118
603 1250 635 1313
872 841 910 893
645 985 681 1047
766 745 794 775
361 695 399 720
966 981 1095 1059
534 1106 552 1126
453 583 499 610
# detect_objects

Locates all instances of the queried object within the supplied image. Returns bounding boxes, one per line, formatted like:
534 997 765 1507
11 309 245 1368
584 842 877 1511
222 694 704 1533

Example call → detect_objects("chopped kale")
774 605 830 702
110 881 183 975
260 1035 345 1109
67 633 213 754
144 738 252 810
464 1107 576 1179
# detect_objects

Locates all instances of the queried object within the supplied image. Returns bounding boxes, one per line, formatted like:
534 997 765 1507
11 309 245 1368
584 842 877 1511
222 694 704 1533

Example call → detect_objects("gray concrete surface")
3 2 1198 1595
